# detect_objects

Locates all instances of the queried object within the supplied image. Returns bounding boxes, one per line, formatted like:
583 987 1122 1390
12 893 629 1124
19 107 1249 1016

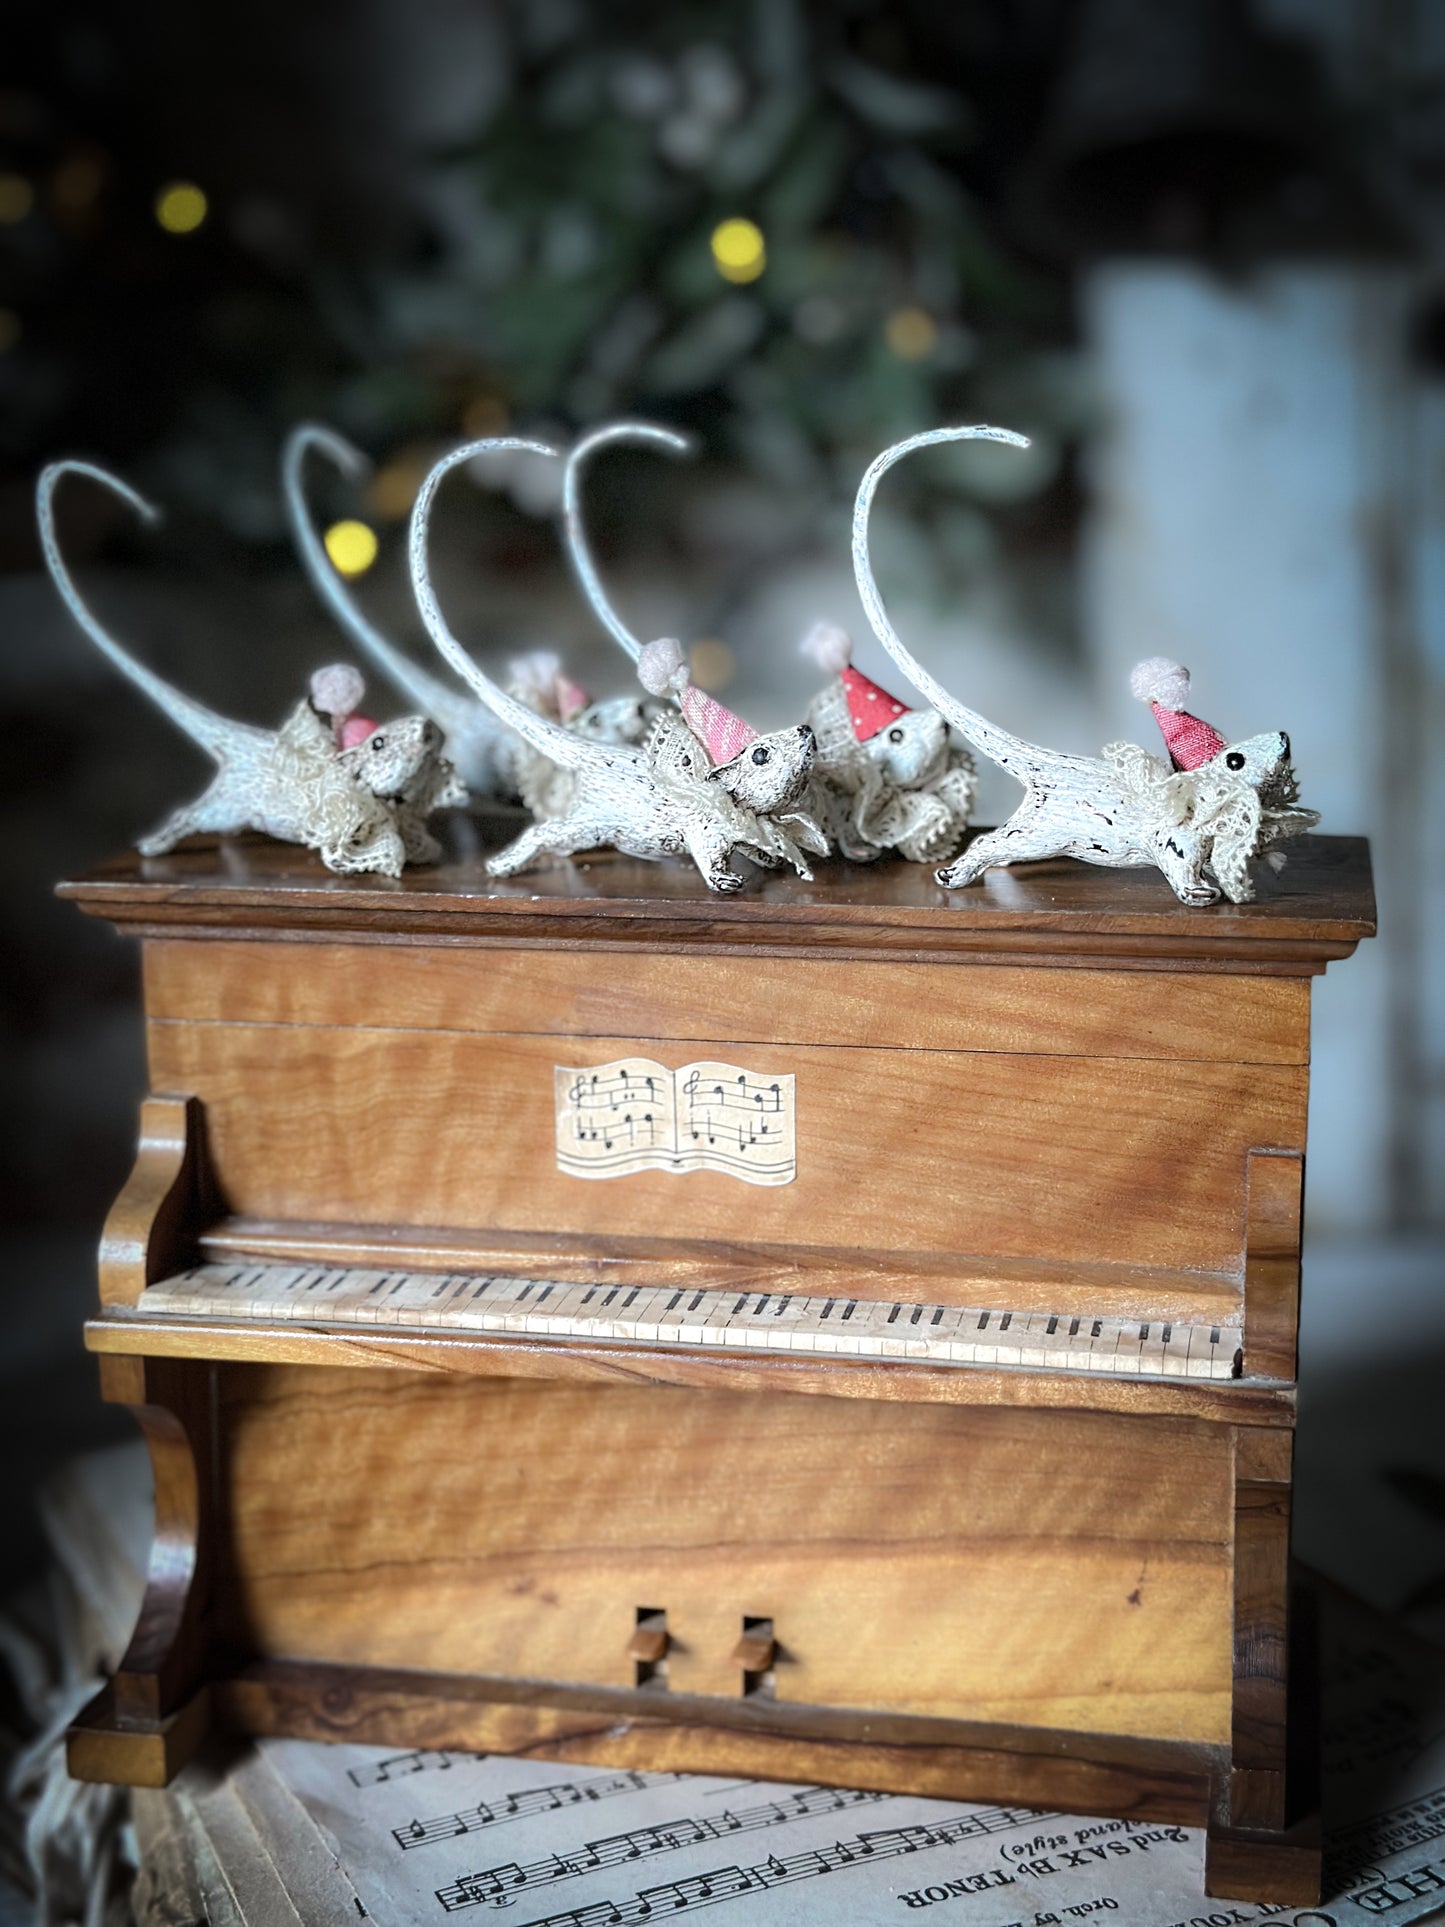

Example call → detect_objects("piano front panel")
143 939 1312 1066
145 1016 1305 1291
214 1364 1235 1746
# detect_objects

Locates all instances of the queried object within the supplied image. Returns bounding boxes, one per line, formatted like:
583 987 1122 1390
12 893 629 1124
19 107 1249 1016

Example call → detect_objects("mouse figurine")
38 459 464 876
563 417 971 866
798 620 977 865
283 423 655 805
410 437 825 893
852 424 1319 905
503 647 662 823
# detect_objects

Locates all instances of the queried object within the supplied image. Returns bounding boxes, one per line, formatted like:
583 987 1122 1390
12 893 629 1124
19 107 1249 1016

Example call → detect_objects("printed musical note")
432 1791 1035 1912
555 1060 795 1186
470 1806 1040 1924
396 1771 691 1852
348 1748 477 1788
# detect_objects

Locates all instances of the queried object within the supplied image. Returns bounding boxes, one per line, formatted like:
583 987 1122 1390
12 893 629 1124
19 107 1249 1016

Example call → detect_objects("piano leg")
1204 1569 1322 1904
66 1354 217 1788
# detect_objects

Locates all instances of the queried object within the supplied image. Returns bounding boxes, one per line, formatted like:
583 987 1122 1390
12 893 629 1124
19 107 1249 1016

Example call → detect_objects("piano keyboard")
135 1264 1246 1382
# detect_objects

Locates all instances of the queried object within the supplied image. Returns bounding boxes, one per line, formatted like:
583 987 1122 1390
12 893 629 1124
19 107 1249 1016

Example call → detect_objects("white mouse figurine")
283 424 655 807
561 417 973 866
798 620 976 865
38 459 464 876
410 437 825 893
852 425 1319 905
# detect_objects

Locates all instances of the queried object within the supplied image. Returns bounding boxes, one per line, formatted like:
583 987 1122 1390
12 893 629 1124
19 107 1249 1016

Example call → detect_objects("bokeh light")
323 519 379 578
462 395 510 438
689 639 735 691
710 217 765 284
885 307 938 361
0 175 34 224
365 457 427 522
154 181 208 235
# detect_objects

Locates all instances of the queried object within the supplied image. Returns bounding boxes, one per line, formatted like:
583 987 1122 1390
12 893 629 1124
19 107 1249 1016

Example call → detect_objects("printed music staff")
555 1059 796 1186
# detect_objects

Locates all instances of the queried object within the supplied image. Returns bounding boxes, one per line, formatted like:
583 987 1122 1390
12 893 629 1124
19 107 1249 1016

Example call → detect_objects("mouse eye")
1225 750 1245 771
369 734 387 751
751 745 770 765
680 754 691 768
888 727 905 744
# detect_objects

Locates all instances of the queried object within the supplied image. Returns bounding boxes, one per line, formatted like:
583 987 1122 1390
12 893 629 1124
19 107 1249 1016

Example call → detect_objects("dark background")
0 0 1440 1717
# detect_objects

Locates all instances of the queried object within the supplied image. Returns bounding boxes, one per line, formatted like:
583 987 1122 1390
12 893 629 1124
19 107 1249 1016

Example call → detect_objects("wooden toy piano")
58 823 1374 1904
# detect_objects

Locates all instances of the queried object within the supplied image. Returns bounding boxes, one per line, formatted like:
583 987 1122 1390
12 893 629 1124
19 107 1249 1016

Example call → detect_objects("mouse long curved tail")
852 425 1041 782
282 423 485 739
409 438 596 772
561 420 695 665
37 460 253 759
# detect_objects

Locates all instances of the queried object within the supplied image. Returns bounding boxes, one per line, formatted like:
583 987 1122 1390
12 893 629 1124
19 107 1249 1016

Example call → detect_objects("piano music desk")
58 827 1375 1904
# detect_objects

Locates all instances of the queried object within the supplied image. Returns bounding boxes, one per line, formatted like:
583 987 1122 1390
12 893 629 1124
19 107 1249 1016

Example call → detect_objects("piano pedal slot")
734 1616 777 1699
627 1607 669 1690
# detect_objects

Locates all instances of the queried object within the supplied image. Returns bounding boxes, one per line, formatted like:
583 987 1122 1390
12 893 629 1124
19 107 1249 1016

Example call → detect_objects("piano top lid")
57 815 1376 972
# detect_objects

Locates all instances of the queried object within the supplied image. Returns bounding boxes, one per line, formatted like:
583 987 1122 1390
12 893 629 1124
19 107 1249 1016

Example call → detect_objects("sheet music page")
555 1058 796 1184
259 1586 1445 1926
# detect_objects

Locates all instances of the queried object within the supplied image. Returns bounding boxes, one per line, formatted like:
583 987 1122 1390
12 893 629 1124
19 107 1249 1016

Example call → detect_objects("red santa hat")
637 637 757 765
800 621 911 743
1130 658 1226 771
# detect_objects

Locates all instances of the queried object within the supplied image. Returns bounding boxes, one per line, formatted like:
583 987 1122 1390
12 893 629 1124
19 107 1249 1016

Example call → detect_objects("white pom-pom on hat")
1129 657 1192 710
800 621 853 676
310 663 366 719
507 649 562 699
637 636 690 696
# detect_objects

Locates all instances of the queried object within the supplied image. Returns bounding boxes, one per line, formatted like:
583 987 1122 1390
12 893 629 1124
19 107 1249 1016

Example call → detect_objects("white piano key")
135 1264 1248 1384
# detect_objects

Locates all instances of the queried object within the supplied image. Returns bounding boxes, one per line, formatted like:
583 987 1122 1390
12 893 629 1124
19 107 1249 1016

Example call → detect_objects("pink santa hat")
637 637 757 765
801 621 911 741
1130 658 1226 770
509 649 592 724
310 664 377 749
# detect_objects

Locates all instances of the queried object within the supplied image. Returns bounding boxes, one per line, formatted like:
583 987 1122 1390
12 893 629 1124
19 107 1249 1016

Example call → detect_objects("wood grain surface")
217 1659 1223 1826
58 827 1376 974
84 1312 1296 1423
144 941 1312 1065
145 1020 1306 1283
212 1363 1234 1744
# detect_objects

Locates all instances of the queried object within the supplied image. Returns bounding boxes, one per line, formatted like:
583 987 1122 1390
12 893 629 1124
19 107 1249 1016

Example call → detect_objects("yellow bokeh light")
710 217 765 284
0 309 19 353
323 519 379 579
689 639 735 692
885 306 938 361
0 174 34 224
155 181 208 235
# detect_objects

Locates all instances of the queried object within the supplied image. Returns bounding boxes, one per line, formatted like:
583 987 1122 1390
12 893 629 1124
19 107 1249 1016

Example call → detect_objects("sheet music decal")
555 1057 796 1185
